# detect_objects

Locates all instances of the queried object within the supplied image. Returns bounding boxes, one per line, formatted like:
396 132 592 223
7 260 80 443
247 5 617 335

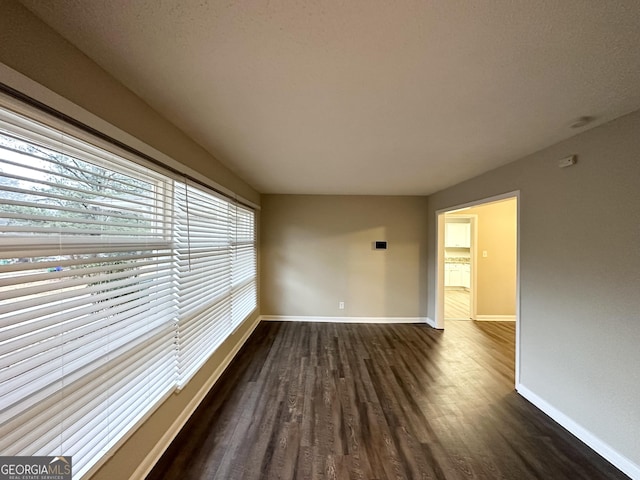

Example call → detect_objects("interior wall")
0 3 262 479
261 195 429 318
427 110 640 471
0 0 259 205
450 198 517 316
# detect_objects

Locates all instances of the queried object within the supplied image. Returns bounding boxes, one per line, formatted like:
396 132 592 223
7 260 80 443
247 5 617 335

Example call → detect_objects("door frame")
434 190 521 387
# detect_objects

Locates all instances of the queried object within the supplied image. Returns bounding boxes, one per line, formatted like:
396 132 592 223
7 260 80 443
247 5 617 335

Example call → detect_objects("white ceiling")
19 1 640 195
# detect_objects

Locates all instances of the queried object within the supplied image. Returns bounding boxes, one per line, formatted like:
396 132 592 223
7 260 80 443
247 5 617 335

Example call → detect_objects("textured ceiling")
18 0 640 195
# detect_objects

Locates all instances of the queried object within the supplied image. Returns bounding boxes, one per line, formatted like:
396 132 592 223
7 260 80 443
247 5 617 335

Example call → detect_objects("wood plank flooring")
146 321 628 480
444 289 471 320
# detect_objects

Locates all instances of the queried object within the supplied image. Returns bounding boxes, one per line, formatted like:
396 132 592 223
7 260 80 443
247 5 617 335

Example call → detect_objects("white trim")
435 191 520 216
129 314 261 480
0 63 259 210
515 192 521 386
434 190 521 387
475 315 516 322
260 315 429 324
435 213 446 329
425 317 438 328
517 384 640 480
470 215 478 319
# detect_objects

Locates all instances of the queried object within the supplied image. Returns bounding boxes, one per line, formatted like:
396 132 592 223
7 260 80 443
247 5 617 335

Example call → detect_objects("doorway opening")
435 191 520 386
443 214 476 321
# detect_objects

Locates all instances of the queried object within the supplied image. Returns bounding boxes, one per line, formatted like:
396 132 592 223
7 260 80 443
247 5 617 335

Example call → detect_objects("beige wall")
0 2 261 479
261 195 429 318
428 110 640 468
449 198 517 316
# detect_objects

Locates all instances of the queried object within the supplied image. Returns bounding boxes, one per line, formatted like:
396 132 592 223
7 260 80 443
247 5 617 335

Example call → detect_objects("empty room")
0 1 639 479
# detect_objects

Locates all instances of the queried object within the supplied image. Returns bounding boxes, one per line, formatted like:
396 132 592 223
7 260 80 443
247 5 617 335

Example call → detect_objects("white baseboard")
425 317 438 328
517 384 640 480
130 314 261 480
260 315 429 324
475 315 516 322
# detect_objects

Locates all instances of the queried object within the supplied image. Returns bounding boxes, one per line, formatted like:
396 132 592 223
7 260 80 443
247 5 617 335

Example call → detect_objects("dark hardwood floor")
146 320 628 480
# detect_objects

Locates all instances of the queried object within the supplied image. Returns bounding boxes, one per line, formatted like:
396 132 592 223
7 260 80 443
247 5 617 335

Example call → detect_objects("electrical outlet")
339 301 345 310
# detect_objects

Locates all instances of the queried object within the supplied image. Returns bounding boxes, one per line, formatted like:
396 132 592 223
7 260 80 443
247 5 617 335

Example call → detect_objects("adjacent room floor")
444 288 471 320
147 320 628 480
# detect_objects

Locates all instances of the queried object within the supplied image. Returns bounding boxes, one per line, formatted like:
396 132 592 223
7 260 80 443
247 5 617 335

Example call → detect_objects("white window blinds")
232 204 257 328
174 183 257 387
0 99 256 479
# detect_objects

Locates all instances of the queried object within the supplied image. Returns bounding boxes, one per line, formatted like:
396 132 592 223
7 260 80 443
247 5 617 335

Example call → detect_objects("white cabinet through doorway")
444 263 470 288
445 222 471 248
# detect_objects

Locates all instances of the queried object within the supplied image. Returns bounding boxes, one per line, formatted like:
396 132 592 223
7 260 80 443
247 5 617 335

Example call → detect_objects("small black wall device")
374 241 387 250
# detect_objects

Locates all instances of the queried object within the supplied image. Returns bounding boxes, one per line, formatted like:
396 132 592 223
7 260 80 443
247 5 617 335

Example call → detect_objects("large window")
0 100 256 478
174 183 257 386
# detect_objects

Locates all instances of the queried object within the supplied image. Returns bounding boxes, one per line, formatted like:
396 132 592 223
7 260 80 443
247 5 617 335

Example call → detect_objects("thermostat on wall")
558 155 577 168
374 241 388 250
